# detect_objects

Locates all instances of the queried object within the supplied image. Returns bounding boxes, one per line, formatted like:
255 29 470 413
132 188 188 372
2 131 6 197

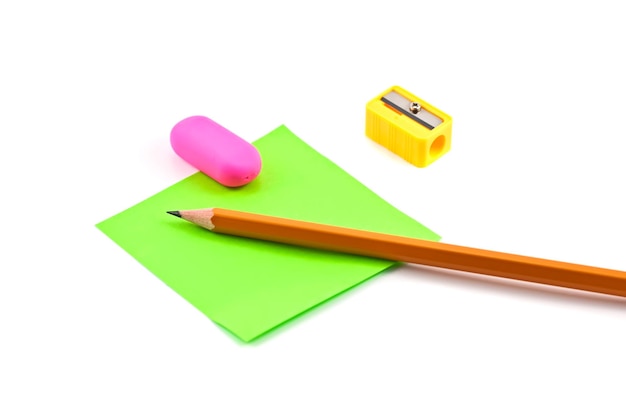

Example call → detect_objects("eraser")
170 116 262 187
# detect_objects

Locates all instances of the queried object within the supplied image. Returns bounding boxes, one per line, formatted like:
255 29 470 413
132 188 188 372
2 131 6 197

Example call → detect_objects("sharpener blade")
381 91 443 129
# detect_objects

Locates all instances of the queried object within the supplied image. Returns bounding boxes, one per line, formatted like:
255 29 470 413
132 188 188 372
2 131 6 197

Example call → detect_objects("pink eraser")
170 116 262 187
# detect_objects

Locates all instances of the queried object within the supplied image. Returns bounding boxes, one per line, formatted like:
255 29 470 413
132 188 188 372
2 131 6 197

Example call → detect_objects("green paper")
97 125 440 342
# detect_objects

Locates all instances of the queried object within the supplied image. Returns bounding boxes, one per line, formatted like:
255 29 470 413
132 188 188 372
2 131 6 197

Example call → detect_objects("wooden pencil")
167 208 626 298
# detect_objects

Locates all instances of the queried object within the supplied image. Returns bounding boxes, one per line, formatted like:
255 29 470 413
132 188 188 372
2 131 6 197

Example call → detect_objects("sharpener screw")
409 102 421 114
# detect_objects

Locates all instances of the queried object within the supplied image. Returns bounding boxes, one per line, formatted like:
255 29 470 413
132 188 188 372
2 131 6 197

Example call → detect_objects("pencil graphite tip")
167 210 182 218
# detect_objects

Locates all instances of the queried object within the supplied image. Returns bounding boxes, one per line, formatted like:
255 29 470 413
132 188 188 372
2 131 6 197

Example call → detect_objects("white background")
2 1 626 414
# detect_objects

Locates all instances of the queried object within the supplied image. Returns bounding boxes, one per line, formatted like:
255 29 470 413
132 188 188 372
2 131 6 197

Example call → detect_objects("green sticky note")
97 125 440 342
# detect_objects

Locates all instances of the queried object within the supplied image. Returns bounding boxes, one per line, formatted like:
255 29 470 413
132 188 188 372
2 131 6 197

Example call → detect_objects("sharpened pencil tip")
167 210 181 217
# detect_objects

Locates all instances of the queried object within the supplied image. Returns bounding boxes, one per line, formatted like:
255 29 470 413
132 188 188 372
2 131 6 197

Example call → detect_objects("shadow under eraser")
170 116 262 187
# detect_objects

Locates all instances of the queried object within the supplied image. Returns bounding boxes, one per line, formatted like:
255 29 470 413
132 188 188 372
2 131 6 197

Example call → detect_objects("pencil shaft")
184 208 626 298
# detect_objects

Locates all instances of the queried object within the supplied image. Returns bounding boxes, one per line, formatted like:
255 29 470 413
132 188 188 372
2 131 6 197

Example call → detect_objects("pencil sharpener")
365 86 452 167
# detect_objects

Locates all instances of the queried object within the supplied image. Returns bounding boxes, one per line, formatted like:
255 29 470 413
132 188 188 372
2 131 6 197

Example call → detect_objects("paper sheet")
96 125 440 341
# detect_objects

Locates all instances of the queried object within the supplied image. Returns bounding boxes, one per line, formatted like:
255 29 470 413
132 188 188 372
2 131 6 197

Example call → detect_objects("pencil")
167 208 626 298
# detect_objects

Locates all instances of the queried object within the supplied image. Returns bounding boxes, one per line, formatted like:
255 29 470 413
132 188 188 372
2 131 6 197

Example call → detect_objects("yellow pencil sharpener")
365 86 452 167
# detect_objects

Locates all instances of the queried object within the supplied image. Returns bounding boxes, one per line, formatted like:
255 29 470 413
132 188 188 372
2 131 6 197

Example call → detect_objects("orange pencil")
167 208 626 298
